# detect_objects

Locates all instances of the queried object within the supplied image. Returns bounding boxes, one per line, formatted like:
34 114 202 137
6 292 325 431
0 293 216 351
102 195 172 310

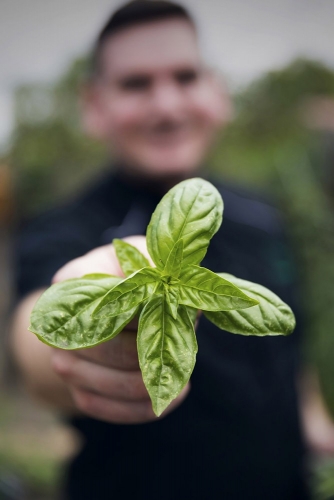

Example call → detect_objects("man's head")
83 0 230 180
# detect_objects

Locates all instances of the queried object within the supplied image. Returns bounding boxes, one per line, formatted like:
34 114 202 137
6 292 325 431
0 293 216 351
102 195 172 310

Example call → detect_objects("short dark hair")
91 0 194 77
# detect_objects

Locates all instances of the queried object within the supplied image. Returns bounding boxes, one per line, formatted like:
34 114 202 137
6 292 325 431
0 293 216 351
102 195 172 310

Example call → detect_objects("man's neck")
114 163 203 195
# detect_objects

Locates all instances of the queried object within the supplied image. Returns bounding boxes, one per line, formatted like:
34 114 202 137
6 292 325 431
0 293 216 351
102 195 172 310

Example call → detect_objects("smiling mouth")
145 122 192 145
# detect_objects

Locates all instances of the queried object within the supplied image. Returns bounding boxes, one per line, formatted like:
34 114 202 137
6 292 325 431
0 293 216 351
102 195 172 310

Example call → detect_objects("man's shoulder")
15 170 121 298
211 176 283 237
21 170 118 232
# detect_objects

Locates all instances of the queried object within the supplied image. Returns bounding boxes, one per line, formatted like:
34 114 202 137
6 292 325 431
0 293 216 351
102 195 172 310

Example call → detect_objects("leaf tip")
152 398 170 417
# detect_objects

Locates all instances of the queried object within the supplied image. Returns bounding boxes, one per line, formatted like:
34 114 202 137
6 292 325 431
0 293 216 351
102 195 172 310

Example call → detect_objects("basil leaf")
163 239 184 278
29 276 137 349
165 284 180 319
186 306 198 326
204 274 295 336
94 267 160 317
178 265 258 311
138 296 197 416
147 178 223 269
113 238 150 277
82 273 119 280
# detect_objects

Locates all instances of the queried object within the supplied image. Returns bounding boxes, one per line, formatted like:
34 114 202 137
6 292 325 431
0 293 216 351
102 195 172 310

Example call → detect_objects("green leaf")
163 239 184 278
165 284 180 319
82 273 119 280
186 306 198 326
147 178 223 269
138 295 197 416
204 273 295 336
94 267 160 317
113 238 151 277
29 276 137 349
178 265 258 311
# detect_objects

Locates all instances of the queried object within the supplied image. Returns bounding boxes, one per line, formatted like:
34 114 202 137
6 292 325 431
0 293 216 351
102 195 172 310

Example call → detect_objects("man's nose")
149 81 185 117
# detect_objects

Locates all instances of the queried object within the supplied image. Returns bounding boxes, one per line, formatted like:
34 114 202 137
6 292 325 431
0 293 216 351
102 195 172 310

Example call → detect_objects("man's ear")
207 71 234 127
80 83 108 141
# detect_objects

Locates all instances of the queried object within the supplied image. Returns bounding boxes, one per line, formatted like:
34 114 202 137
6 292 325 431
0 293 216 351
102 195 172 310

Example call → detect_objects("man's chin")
116 150 205 187
134 154 201 177
137 163 201 184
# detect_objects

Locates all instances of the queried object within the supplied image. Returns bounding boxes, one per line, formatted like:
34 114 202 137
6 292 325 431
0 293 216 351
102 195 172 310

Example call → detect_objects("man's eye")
176 70 199 85
120 77 151 91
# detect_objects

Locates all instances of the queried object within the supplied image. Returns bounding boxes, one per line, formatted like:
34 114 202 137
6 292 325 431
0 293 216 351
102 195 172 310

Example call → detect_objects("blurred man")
11 2 309 499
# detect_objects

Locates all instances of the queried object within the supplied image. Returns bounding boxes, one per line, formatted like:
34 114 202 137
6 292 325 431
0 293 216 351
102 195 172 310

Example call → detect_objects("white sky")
1 0 334 150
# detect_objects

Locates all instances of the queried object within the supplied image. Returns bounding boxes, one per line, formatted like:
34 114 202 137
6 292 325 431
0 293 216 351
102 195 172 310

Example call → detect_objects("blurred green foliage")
8 58 107 218
0 390 70 500
211 58 334 187
313 458 334 500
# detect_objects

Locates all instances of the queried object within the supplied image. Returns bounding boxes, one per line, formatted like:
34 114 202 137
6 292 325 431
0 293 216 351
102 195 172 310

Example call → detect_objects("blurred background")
1 0 334 498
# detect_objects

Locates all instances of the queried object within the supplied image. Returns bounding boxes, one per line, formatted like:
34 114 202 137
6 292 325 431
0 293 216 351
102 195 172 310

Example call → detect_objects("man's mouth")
145 121 191 145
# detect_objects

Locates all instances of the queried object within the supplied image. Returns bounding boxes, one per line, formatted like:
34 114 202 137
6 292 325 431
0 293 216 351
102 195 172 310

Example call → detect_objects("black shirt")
16 171 309 500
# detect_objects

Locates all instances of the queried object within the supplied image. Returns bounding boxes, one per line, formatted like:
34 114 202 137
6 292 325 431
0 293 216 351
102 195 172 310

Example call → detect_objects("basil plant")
29 178 295 416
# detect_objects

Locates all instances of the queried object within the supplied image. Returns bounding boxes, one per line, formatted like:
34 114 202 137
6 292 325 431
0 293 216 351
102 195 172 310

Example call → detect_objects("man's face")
85 18 227 178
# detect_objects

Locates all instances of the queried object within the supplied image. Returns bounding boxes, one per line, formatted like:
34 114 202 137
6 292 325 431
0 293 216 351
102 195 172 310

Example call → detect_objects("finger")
76 329 140 371
52 350 149 402
123 235 154 266
71 383 190 424
71 387 157 424
52 236 151 284
52 244 122 283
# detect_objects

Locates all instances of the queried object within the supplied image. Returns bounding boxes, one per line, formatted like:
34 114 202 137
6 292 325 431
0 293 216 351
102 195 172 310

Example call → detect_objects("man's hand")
50 236 190 424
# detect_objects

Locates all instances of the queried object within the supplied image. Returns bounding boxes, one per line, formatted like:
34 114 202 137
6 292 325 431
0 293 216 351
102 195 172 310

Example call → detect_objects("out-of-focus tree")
234 58 334 138
211 59 334 188
8 58 106 219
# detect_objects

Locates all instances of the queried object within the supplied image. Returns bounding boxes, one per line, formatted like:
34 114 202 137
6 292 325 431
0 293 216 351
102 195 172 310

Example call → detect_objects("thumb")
52 244 121 283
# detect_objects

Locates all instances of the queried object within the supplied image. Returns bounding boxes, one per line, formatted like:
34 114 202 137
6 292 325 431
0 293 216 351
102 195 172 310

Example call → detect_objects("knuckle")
133 373 149 400
116 401 154 424
141 401 157 421
128 377 149 401
51 352 73 378
73 389 95 415
121 343 139 369
113 335 139 370
52 257 84 283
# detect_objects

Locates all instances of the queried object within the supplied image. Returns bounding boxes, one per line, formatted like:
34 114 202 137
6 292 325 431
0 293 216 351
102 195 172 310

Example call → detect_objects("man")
11 1 309 498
